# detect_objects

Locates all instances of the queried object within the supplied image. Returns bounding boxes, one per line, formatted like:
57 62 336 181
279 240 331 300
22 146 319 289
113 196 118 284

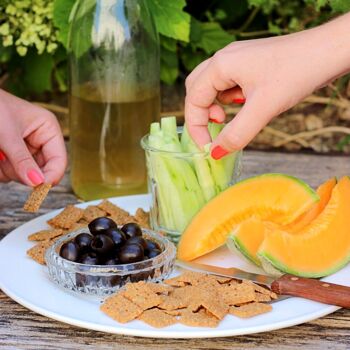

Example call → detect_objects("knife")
176 260 350 308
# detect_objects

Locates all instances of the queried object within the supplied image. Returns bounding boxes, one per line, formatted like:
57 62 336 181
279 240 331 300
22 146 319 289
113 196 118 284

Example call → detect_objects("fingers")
24 110 67 185
208 104 226 125
217 86 245 105
0 134 44 186
185 53 237 147
211 93 276 157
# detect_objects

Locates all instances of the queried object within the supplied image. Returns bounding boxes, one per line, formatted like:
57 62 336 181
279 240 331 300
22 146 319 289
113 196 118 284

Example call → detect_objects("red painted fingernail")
0 151 6 161
232 98 246 104
211 146 229 160
209 117 223 124
27 169 44 186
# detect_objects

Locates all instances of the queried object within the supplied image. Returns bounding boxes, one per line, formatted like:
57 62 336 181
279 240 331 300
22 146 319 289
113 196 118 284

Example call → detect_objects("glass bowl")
45 228 176 297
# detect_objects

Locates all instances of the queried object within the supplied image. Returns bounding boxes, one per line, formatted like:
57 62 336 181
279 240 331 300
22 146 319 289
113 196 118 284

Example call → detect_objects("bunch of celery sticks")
146 116 240 242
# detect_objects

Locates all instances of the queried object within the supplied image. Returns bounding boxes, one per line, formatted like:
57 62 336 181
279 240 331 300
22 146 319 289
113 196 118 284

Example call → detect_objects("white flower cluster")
0 0 59 56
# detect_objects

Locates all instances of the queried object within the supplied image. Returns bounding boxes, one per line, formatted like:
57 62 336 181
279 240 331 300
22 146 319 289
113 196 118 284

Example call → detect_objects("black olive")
91 234 115 255
105 228 126 248
118 243 144 264
104 258 120 265
121 222 142 238
74 233 93 252
79 252 99 265
59 241 80 262
126 236 147 249
88 217 117 235
147 249 161 259
144 239 160 255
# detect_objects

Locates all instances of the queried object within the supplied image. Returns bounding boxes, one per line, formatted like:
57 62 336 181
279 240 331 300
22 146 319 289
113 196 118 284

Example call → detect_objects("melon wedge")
177 173 318 261
227 177 337 266
283 177 336 233
258 176 350 278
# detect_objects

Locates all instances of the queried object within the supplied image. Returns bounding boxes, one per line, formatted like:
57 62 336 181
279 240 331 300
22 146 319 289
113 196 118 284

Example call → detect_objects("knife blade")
176 260 350 308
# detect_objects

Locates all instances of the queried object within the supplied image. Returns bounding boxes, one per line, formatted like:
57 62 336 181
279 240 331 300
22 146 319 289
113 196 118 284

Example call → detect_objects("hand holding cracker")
0 89 67 186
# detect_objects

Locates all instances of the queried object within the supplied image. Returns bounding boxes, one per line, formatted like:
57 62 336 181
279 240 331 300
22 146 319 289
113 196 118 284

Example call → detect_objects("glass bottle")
68 0 160 200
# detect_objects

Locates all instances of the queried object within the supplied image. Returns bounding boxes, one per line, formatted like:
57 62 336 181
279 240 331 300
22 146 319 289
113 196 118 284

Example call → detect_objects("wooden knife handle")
271 274 350 308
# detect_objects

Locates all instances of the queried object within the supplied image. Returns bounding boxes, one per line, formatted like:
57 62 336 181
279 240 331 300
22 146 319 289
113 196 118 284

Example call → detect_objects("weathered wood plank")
0 150 349 349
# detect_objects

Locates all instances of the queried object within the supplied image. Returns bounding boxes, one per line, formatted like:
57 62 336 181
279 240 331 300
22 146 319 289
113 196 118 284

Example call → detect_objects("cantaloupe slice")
258 176 350 277
177 173 318 261
283 177 336 233
227 178 337 266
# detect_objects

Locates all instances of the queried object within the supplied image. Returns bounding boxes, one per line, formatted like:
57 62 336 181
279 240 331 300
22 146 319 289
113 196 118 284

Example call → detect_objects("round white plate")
0 194 348 338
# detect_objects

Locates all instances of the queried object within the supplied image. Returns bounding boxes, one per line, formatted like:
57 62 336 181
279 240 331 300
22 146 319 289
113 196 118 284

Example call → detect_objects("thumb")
210 94 275 159
1 134 45 187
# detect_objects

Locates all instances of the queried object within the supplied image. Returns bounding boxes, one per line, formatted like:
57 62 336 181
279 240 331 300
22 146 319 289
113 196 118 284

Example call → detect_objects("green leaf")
247 0 279 13
160 36 177 52
160 45 179 85
23 52 54 94
329 0 350 12
181 48 208 72
147 0 190 42
53 0 77 48
315 0 328 10
190 19 234 55
337 135 350 151
268 21 283 35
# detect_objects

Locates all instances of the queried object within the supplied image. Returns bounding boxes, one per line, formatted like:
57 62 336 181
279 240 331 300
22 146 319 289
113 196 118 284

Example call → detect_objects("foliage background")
0 0 350 153
0 0 349 96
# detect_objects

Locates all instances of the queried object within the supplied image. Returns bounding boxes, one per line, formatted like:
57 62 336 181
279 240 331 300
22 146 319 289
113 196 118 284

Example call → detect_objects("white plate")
0 194 348 338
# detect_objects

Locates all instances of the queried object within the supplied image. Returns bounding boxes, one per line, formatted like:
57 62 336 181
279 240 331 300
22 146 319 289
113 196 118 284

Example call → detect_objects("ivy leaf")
53 0 77 48
23 52 54 94
329 0 350 12
160 45 179 85
191 19 234 55
147 0 190 42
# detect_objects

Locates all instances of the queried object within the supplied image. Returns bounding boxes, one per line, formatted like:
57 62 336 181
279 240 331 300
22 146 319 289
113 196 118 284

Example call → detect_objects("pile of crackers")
101 271 276 328
27 199 150 265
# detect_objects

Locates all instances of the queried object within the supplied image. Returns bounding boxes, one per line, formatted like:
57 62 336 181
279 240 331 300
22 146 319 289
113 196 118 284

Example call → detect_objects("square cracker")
28 229 64 242
101 293 143 323
180 308 220 328
124 281 162 309
82 205 106 222
23 183 51 212
229 302 272 318
221 283 256 306
138 308 177 328
47 205 84 229
26 241 52 265
133 208 150 228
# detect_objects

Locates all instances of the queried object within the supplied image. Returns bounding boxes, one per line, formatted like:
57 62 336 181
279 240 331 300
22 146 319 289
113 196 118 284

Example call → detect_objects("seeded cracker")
221 283 256 305
23 183 51 212
27 241 51 265
243 280 278 299
82 205 107 222
47 205 84 229
28 229 64 241
124 281 162 309
147 282 174 295
180 308 220 328
133 208 150 228
158 295 188 311
229 302 272 318
100 293 143 323
139 308 177 328
255 292 273 302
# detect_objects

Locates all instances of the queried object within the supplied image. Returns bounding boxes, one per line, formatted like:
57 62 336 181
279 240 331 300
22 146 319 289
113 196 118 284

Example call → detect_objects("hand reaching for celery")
144 116 240 240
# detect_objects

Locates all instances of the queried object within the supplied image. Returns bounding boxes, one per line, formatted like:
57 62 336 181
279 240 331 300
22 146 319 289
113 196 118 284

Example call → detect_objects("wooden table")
0 150 349 349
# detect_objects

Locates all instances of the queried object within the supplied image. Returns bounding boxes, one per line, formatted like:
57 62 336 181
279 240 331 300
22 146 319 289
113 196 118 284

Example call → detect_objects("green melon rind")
227 234 261 266
258 250 350 278
236 173 319 202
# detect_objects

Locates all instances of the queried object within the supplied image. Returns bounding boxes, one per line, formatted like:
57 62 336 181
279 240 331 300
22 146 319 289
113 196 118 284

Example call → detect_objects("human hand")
0 89 67 186
185 13 350 159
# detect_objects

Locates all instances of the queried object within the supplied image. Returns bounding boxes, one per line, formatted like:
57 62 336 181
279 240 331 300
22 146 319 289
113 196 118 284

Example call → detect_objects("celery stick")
181 126 217 201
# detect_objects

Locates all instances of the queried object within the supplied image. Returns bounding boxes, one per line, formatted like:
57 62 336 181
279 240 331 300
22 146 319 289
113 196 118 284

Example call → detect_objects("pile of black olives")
59 217 161 265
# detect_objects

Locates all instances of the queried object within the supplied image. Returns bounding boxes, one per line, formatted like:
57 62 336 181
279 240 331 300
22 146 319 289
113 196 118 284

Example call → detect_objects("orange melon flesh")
284 177 336 233
258 176 350 278
177 173 318 261
228 177 337 266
